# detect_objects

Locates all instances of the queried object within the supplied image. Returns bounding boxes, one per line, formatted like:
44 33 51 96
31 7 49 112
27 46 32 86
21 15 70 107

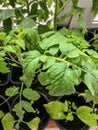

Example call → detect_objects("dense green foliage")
0 0 98 129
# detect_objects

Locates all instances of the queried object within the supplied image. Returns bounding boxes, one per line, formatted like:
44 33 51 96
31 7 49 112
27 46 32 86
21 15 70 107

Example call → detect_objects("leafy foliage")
5 86 19 97
21 50 41 87
1 113 15 130
92 0 98 16
26 117 40 130
23 88 40 102
0 60 10 73
39 63 80 96
77 106 98 126
0 110 4 119
0 10 15 21
2 27 98 97
24 28 39 50
44 100 98 127
0 1 98 129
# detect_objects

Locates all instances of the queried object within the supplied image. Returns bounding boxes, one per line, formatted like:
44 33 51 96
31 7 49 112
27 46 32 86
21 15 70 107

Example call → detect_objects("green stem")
69 15 76 29
0 88 19 106
57 0 70 15
89 37 98 43
19 82 24 102
55 57 87 74
17 51 24 66
54 0 58 31
8 53 21 66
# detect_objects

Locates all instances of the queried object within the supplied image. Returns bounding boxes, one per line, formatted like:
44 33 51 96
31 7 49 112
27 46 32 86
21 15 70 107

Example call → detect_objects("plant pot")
84 30 94 43
11 91 50 130
10 66 23 85
0 60 10 86
55 93 90 130
10 66 37 85
0 72 9 86
0 95 11 129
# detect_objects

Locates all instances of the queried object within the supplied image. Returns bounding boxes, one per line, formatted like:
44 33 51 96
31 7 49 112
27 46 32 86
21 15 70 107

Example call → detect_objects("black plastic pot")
55 93 90 130
10 66 23 85
84 30 94 43
0 95 11 129
10 66 37 85
0 60 10 86
11 91 50 130
94 29 98 35
0 72 10 86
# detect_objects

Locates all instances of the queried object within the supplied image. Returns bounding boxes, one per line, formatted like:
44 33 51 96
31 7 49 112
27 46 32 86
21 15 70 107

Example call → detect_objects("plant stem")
55 57 87 74
69 15 76 29
19 82 24 102
57 0 70 15
0 88 19 106
8 53 21 66
54 0 58 31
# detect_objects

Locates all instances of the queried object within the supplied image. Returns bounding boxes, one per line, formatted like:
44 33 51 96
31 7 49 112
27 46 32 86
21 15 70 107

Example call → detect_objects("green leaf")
46 62 81 96
0 60 10 73
77 15 87 34
66 112 74 121
13 102 24 120
38 72 50 85
0 9 15 21
15 39 25 50
40 31 55 39
40 55 47 63
44 101 66 120
0 32 6 41
38 25 49 34
42 56 55 70
47 0 53 7
39 32 67 50
21 100 36 113
31 2 38 15
72 102 77 110
84 73 98 96
1 113 15 130
82 61 98 96
92 0 98 16
0 110 4 119
71 0 78 6
94 96 98 104
18 18 36 28
39 1 49 14
60 43 83 58
21 50 41 87
24 28 39 50
48 45 59 55
85 49 98 59
85 90 94 102
26 117 40 130
3 18 12 33
5 86 19 97
4 45 16 53
9 0 16 7
77 106 97 126
23 88 40 101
